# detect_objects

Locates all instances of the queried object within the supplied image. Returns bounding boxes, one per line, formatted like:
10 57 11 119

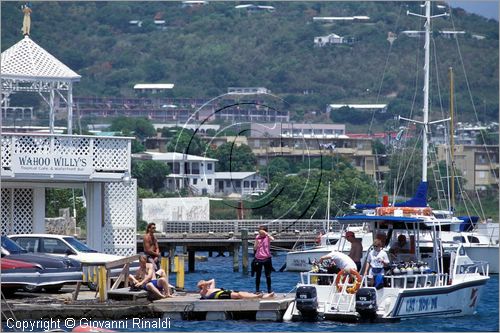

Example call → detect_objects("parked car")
9 234 138 290
1 236 83 293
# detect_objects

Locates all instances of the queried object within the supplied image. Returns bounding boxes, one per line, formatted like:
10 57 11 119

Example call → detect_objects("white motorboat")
287 215 490 322
286 227 373 272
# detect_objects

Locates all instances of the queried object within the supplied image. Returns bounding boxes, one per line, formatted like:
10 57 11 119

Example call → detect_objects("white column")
67 82 73 135
86 182 103 251
32 188 46 233
49 83 55 134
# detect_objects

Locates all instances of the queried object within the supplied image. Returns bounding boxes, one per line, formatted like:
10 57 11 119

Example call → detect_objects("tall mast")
404 1 449 184
326 181 331 232
422 1 431 182
449 67 455 210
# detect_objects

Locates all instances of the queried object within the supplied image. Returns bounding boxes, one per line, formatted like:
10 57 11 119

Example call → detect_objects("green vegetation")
131 160 170 192
208 143 257 172
1 1 497 127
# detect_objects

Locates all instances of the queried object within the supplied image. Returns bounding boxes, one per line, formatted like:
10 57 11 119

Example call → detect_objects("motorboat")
286 226 373 272
286 214 490 322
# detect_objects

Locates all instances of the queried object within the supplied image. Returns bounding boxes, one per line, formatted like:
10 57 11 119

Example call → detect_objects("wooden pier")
136 234 317 273
2 289 294 322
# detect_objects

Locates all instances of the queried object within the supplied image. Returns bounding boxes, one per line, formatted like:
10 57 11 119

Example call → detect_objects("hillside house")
214 172 267 197
314 33 344 47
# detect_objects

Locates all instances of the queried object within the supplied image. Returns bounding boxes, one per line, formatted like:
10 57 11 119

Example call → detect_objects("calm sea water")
139 251 497 332
4 251 498 332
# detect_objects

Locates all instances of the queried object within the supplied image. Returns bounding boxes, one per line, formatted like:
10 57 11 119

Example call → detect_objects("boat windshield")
1 236 28 254
63 237 98 253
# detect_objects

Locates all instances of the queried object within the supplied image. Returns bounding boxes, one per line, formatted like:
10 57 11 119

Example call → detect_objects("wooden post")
241 229 249 275
173 255 179 273
176 255 185 290
233 243 239 272
161 257 169 289
98 265 107 302
169 248 175 272
188 249 195 272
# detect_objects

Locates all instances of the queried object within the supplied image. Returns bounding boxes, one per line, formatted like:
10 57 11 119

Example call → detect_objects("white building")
214 172 268 197
133 152 217 195
314 33 344 47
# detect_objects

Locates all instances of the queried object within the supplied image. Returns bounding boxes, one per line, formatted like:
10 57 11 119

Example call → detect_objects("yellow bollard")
98 266 107 302
93 266 98 285
82 267 87 283
176 256 185 290
173 256 179 273
161 257 169 288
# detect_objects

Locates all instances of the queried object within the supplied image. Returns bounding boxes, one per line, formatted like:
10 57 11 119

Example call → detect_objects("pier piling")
232 244 239 272
241 229 249 274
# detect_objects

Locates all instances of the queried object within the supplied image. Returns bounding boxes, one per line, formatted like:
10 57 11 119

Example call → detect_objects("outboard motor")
355 287 377 321
295 286 318 321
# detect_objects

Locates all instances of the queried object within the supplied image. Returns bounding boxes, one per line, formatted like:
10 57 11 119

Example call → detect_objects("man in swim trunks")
197 279 275 299
129 255 173 299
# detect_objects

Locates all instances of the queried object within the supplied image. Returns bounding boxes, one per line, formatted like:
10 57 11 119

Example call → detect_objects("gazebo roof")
1 36 81 81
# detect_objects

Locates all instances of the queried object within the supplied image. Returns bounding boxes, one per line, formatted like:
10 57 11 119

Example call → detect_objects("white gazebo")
1 33 137 256
1 36 81 134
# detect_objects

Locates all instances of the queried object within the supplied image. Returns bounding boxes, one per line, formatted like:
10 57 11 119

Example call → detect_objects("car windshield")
1 236 27 254
63 237 98 253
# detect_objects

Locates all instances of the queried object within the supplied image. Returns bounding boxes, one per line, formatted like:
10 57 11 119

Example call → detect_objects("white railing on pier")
161 219 347 235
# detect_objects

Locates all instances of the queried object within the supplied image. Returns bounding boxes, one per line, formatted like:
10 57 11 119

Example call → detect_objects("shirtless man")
197 279 275 299
129 255 172 299
144 223 161 270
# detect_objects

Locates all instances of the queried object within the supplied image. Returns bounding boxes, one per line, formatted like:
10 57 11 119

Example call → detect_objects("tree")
46 188 86 231
132 160 170 192
266 157 291 180
372 139 387 155
209 143 256 172
166 129 208 155
108 116 155 140
476 129 499 145
256 167 377 220
385 145 423 198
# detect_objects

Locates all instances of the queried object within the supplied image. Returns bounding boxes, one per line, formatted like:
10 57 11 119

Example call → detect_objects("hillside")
1 1 498 126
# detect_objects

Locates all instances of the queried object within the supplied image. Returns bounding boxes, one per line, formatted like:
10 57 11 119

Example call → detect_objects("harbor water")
3 251 498 332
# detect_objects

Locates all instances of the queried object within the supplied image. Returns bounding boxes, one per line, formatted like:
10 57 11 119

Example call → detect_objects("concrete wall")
140 197 210 232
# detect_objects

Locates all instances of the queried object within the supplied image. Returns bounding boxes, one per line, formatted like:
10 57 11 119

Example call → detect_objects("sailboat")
287 2 490 322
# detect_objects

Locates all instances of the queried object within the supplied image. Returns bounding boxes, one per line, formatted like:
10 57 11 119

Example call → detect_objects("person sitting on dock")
129 255 173 299
197 279 275 300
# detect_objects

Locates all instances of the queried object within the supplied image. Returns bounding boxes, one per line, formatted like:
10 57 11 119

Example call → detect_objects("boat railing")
461 260 489 276
378 273 450 289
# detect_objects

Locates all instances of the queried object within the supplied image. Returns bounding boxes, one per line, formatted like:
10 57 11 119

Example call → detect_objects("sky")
449 1 499 20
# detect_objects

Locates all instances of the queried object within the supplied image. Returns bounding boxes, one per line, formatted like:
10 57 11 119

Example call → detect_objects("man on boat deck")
197 278 275 299
345 231 363 271
389 234 411 260
318 250 358 274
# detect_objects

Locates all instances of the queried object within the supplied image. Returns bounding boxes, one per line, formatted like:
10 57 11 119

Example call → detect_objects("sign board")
12 153 93 175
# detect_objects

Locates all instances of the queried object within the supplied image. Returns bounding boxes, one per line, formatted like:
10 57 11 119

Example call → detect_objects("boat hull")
464 246 499 274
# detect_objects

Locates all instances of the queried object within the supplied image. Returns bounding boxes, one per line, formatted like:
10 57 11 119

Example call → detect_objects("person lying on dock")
129 255 173 299
197 279 275 300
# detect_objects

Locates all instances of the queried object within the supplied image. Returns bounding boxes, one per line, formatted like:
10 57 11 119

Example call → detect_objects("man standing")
144 223 161 270
345 231 363 271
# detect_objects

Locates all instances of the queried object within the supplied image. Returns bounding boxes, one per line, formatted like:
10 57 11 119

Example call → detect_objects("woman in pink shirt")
254 225 274 293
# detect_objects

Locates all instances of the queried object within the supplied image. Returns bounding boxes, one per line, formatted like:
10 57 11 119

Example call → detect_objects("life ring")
376 206 432 216
335 269 362 294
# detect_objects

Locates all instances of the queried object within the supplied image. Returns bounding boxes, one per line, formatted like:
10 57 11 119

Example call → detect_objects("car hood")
70 252 125 264
6 253 81 270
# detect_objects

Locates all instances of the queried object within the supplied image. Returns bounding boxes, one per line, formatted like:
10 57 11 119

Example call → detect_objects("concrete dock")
1 287 294 322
